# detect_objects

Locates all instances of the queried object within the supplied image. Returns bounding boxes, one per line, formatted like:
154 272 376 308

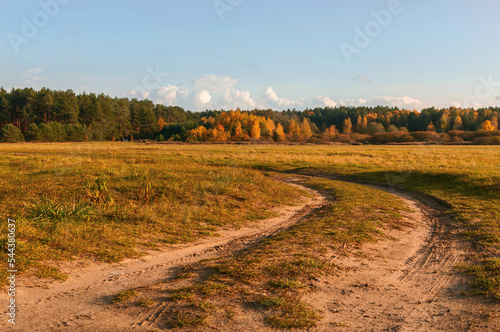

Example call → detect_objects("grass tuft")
456 258 500 299
111 289 139 303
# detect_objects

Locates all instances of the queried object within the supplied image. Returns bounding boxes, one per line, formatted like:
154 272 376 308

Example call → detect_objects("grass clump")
260 296 319 329
35 265 68 280
166 312 208 328
111 289 139 303
456 258 500 299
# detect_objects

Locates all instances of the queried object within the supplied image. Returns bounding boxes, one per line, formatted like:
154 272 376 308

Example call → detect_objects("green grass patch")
456 258 500 299
111 289 139 303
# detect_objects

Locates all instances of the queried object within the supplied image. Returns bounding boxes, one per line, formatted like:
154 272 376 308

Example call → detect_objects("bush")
411 131 441 142
65 124 88 142
351 133 370 143
0 124 25 143
369 131 414 144
473 136 500 145
366 122 385 135
331 134 352 143
26 123 41 141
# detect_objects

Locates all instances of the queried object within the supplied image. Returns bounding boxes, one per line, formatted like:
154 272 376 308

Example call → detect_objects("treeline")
1 87 499 144
0 87 188 142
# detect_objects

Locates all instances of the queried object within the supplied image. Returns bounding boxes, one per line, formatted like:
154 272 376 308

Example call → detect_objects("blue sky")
1 0 500 111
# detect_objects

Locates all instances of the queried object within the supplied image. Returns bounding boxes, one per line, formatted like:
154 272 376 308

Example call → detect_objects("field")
0 143 499 330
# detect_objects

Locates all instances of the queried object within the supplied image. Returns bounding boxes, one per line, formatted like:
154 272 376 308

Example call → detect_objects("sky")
1 0 500 111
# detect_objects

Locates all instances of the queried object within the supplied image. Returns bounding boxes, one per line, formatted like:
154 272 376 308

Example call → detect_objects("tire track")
289 172 483 331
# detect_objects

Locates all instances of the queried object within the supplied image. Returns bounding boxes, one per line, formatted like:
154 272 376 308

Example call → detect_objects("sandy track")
1 183 328 331
296 174 500 332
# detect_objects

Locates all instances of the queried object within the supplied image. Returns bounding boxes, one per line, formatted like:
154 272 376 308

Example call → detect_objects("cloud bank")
127 74 425 111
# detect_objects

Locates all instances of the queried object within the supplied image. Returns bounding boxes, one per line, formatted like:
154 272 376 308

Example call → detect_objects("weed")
166 312 208 328
139 297 156 307
111 289 139 303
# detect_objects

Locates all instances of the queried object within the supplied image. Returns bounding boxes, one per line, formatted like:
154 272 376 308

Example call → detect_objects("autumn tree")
342 118 352 134
324 125 337 137
273 123 286 141
355 115 368 133
481 120 495 131
491 116 498 130
157 116 167 130
300 118 313 141
452 115 463 130
250 121 261 139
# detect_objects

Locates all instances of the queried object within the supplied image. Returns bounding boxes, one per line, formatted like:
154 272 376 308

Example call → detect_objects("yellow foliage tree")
157 116 167 130
300 118 313 141
481 120 495 131
287 119 299 136
324 125 337 137
250 121 261 139
452 115 463 130
274 123 286 141
342 118 352 134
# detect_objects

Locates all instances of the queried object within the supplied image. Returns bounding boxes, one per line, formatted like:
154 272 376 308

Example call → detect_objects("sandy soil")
2 178 499 331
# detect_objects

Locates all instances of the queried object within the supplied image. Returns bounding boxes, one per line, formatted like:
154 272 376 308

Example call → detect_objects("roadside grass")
134 178 409 329
0 143 305 283
455 258 500 299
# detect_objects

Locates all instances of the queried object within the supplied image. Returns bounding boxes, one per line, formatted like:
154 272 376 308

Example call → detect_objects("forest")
1 87 499 144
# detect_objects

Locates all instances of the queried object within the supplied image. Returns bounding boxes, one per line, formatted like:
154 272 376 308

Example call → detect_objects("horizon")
2 0 500 111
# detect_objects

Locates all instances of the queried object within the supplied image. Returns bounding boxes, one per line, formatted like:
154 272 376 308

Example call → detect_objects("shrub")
473 136 500 145
331 134 352 143
65 123 88 142
411 131 441 142
0 124 25 143
369 131 414 144
26 123 41 141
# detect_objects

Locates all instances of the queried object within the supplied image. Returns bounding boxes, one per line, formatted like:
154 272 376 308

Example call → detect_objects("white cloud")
148 85 179 105
193 74 237 93
194 90 212 109
313 95 337 108
263 87 301 109
126 73 427 112
219 88 257 110
362 96 423 109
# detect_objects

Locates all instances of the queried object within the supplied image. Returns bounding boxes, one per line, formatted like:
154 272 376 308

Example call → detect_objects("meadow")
0 142 499 328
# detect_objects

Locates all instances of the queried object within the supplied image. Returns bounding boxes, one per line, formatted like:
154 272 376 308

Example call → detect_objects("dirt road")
2 177 499 331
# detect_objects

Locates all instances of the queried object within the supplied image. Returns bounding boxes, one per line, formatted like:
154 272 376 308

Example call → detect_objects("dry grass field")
0 142 499 330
